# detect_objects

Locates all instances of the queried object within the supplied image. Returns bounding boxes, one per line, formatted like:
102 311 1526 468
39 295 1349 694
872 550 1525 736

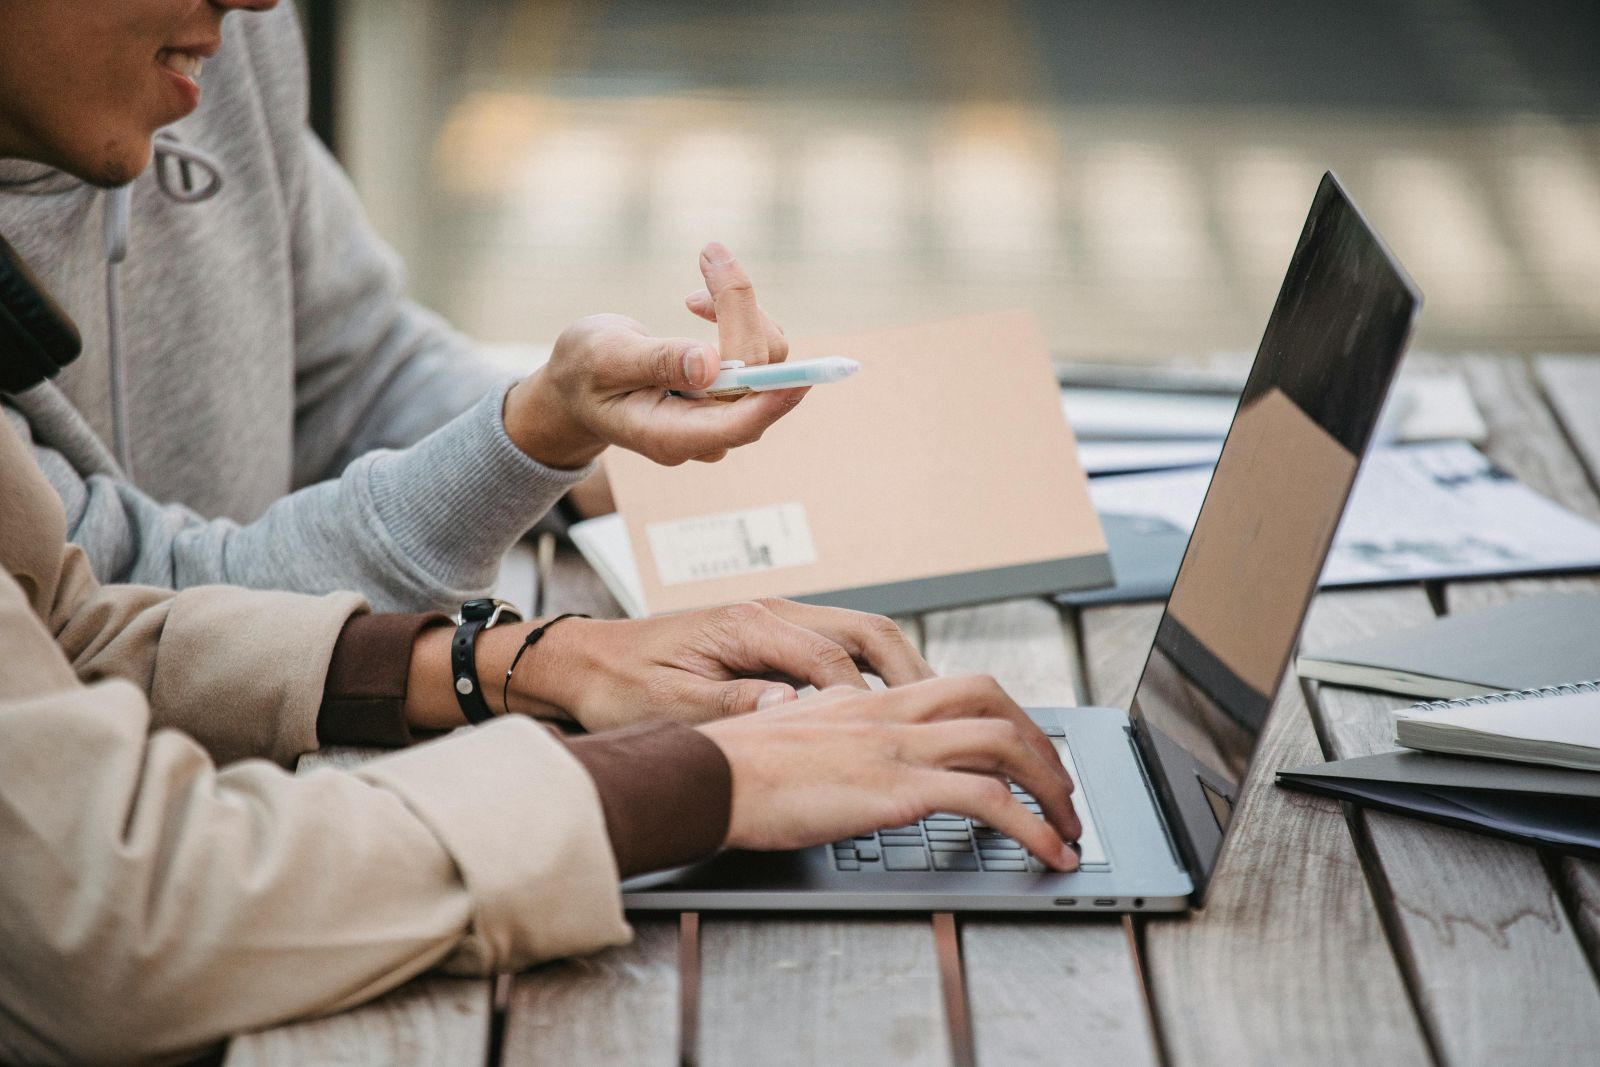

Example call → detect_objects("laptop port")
1053 898 1078 907
1133 898 1146 909
1093 898 1117 907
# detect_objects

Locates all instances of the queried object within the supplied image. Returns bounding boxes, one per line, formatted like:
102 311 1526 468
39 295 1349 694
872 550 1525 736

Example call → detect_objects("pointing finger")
700 242 771 366
685 286 790 364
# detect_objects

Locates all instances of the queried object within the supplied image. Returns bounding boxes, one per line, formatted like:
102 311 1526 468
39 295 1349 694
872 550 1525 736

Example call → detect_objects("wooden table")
225 354 1600 1066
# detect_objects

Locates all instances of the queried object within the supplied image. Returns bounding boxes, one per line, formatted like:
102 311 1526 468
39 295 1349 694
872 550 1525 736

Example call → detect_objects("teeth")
159 50 203 80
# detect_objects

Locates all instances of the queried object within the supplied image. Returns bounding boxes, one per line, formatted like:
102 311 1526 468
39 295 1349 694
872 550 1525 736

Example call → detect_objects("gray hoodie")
0 3 589 612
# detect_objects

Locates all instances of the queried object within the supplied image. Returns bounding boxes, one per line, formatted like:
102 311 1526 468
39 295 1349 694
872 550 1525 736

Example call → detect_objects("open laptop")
624 172 1421 913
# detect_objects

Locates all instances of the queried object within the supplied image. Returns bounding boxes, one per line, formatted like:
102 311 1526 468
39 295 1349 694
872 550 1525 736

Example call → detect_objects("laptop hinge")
1126 724 1188 874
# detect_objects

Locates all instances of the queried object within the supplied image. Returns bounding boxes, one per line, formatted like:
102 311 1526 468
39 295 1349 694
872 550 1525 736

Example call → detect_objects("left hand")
500 599 935 732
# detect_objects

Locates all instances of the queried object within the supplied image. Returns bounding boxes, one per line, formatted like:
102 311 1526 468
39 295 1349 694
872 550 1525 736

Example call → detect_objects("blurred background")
309 0 1600 362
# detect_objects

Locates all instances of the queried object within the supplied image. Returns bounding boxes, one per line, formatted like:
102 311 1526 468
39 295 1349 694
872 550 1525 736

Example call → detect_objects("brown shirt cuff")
319 613 451 748
564 722 733 879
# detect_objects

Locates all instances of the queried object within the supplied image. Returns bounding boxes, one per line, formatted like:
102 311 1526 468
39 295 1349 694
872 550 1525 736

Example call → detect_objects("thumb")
714 679 798 718
620 336 717 392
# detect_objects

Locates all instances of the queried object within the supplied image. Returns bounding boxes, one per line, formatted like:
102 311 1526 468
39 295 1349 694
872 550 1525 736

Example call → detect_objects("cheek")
40 70 160 186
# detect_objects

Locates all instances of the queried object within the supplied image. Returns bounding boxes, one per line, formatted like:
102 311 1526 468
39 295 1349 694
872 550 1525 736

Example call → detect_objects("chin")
45 128 154 189
85 143 153 189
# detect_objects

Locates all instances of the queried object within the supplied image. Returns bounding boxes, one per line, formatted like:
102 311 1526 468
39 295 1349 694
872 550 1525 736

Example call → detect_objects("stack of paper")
1060 440 1600 606
1062 366 1487 476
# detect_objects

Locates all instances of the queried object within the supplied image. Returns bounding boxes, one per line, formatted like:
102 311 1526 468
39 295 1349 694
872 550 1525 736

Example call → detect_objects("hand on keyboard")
698 675 1082 871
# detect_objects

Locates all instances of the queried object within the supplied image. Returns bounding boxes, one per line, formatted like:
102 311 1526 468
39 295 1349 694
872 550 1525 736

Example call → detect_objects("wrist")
503 372 607 470
497 615 605 718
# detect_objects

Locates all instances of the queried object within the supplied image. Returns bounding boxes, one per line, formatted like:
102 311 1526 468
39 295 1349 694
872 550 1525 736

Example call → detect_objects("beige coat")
0 415 631 1065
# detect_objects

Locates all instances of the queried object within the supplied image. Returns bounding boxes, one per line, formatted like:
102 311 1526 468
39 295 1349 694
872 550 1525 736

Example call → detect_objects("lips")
154 42 216 117
157 49 205 82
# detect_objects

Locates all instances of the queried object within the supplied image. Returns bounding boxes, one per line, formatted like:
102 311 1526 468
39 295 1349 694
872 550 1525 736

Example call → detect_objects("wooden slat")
537 540 628 619
924 598 1160 1067
1460 354 1600 522
921 599 1081 705
223 980 492 1067
257 748 494 1066
697 919 952 1067
500 544 685 1061
501 920 680 1067
1080 598 1432 1066
693 604 970 1067
1536 355 1600 511
1469 354 1600 974
1076 604 1163 712
251 727 497 1063
1286 354 1600 1063
1531 353 1600 970
1302 589 1600 1063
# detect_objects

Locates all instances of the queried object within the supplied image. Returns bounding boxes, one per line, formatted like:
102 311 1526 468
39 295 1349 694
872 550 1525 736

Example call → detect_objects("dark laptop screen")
1126 172 1420 900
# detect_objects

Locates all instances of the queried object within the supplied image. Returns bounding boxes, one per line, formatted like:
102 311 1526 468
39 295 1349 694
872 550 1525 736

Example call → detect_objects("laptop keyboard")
831 727 1107 873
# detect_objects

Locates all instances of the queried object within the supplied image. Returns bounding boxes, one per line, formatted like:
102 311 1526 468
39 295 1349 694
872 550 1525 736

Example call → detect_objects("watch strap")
451 600 523 725
451 619 496 725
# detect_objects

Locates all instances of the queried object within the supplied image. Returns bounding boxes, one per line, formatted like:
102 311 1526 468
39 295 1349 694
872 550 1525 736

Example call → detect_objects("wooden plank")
1536 354 1600 512
500 920 680 1067
1284 355 1600 1064
539 540 627 620
692 604 976 1067
1079 598 1431 1066
223 978 491 1067
1302 589 1600 1063
923 598 1160 1067
500 543 685 1061
256 740 494 1064
494 540 541 619
1076 603 1163 712
1460 353 1600 522
921 598 1081 705
698 919 952 1067
1532 353 1600 972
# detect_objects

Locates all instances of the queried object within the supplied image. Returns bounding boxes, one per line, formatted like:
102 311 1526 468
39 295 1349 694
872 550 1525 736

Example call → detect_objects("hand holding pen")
503 242 816 469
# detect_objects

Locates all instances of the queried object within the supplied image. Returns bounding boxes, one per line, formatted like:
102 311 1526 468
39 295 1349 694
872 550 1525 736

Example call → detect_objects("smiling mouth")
157 49 205 82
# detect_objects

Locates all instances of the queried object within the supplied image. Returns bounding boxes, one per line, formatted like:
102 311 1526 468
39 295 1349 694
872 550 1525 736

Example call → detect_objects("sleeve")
7 389 591 614
0 578 629 1064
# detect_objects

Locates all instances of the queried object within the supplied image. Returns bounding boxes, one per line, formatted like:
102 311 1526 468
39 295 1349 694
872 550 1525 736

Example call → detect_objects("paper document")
1061 367 1482 457
1074 439 1222 475
1061 388 1238 440
1394 371 1488 443
569 513 646 618
1076 441 1600 595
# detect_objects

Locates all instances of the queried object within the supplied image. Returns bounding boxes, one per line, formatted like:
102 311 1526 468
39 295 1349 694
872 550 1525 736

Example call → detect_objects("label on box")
647 502 818 585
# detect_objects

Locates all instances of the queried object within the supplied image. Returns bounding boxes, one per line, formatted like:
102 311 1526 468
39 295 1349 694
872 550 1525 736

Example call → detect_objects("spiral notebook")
1395 683 1600 772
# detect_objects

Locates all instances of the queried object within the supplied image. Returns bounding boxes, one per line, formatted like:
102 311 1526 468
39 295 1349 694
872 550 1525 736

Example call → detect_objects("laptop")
623 171 1421 913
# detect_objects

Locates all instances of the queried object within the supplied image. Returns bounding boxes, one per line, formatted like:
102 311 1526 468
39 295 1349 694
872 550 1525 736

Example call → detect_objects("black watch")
451 598 523 725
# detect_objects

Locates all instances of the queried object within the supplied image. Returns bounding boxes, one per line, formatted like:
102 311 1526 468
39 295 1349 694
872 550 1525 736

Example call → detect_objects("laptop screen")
1125 172 1420 900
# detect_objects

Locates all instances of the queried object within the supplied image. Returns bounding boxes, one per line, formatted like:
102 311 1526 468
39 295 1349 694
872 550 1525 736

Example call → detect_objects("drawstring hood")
3 134 224 479
102 183 132 478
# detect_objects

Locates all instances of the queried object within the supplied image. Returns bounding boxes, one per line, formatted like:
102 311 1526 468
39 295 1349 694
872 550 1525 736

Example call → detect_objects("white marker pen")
680 356 861 399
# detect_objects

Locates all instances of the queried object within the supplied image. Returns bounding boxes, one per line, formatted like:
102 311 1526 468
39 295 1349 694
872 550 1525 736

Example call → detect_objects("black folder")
1277 749 1600 859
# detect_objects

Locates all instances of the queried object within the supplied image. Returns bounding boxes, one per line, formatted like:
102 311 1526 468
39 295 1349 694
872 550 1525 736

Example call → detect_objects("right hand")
698 676 1083 871
502 242 801 469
